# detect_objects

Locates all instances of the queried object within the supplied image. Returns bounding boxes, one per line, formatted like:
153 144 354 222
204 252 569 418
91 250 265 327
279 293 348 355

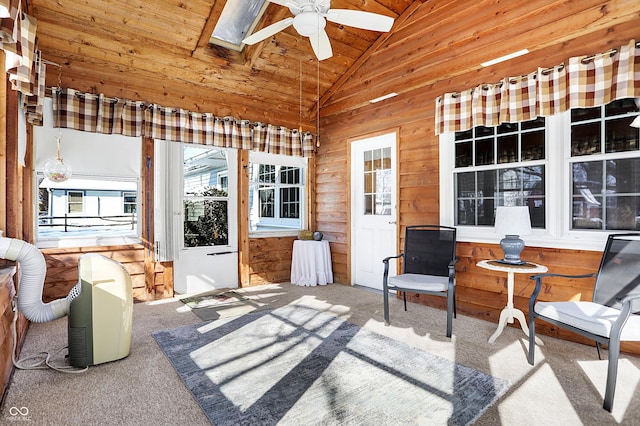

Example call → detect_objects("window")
570 99 640 231
440 98 640 250
363 147 393 215
36 174 139 244
123 192 137 214
249 152 307 234
67 191 84 214
453 118 546 228
183 146 230 248
209 0 268 51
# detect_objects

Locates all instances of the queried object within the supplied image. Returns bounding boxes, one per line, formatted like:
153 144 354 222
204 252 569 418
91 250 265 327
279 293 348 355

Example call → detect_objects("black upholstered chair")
528 233 640 412
382 225 458 337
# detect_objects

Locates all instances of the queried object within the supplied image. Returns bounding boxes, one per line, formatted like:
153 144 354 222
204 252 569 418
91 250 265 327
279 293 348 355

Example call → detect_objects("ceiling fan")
242 0 394 61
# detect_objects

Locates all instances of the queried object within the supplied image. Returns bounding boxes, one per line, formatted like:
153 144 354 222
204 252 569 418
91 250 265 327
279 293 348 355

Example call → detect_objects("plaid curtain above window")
473 83 502 127
53 88 314 157
435 39 640 135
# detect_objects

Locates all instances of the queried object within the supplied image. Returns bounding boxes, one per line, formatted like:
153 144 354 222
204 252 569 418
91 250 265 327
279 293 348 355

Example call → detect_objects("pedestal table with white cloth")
290 240 333 286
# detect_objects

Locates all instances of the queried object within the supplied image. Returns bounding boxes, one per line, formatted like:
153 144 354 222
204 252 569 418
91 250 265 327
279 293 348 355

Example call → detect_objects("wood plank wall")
316 2 640 354
248 236 296 286
39 245 167 303
0 68 30 403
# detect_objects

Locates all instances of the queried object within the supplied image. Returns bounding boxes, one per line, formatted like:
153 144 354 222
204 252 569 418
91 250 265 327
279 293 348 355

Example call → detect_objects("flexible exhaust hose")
0 238 68 322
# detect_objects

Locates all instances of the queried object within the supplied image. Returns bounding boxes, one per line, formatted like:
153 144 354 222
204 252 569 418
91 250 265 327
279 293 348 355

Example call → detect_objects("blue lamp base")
499 234 526 265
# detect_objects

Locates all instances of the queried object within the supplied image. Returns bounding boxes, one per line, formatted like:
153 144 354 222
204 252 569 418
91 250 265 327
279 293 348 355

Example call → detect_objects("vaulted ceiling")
28 0 417 130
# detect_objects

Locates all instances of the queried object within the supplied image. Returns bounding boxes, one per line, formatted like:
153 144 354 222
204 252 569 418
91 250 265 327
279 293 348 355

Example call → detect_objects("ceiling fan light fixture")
293 12 325 37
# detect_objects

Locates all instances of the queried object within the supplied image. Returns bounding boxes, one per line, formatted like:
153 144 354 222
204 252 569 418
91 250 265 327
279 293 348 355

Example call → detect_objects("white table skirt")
291 240 333 286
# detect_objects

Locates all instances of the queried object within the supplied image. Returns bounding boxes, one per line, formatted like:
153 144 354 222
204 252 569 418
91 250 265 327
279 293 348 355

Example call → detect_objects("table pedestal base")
489 306 544 345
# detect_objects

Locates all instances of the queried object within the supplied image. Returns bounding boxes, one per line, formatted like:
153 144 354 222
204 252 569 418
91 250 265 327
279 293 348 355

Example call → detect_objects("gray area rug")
153 305 510 425
180 289 270 322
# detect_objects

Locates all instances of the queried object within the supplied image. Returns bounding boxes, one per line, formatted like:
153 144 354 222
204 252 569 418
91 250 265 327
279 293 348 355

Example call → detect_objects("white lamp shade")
495 206 532 236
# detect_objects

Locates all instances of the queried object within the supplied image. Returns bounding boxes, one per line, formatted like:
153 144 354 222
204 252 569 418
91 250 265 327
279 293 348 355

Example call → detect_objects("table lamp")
494 206 531 265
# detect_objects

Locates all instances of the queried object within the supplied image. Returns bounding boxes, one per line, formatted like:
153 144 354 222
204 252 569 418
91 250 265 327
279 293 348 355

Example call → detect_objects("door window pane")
363 147 392 216
183 146 230 247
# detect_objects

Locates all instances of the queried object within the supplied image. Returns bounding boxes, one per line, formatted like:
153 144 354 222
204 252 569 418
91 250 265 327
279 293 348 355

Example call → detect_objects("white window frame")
248 151 307 238
440 107 639 252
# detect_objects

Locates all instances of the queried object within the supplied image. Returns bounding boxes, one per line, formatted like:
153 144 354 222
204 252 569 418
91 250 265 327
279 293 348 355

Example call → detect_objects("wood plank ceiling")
28 0 416 131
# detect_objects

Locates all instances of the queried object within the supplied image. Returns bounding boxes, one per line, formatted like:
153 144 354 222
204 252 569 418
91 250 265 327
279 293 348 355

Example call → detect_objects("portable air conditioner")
67 254 133 367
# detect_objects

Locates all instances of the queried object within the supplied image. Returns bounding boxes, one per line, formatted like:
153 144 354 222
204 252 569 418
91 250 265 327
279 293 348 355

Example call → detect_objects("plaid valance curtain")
0 0 45 124
435 39 640 135
52 88 314 157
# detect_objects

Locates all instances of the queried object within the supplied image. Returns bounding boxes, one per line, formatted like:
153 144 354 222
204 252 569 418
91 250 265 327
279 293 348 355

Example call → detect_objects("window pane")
522 130 545 161
456 199 476 226
571 106 601 122
497 134 518 163
605 98 639 116
280 187 299 219
476 126 494 138
259 164 276 183
456 171 475 198
605 117 639 153
455 129 472 141
571 121 601 156
476 138 494 166
572 161 604 229
521 117 545 130
497 122 518 134
183 200 229 247
455 141 472 167
259 188 274 217
364 195 374 215
606 196 640 230
280 166 300 184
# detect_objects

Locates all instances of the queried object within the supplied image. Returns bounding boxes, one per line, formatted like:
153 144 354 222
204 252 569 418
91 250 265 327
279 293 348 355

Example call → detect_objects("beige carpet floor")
2 283 640 425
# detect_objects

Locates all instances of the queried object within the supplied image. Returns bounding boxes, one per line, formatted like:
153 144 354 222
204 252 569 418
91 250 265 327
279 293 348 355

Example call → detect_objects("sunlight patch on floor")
579 358 640 422
498 363 582 424
362 318 457 360
489 339 545 384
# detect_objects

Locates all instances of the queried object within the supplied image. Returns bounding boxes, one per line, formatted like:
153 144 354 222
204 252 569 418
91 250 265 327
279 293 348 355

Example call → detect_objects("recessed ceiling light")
481 49 530 67
370 92 398 103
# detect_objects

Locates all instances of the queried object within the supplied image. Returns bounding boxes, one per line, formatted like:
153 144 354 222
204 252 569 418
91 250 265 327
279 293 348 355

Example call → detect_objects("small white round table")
477 259 547 344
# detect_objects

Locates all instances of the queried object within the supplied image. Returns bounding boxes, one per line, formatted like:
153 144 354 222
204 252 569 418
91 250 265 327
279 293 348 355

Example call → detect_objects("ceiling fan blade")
325 9 394 32
242 17 294 45
309 29 332 61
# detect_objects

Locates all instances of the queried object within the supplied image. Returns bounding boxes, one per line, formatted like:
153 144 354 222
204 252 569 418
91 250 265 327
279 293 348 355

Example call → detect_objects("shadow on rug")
153 305 510 425
180 289 270 322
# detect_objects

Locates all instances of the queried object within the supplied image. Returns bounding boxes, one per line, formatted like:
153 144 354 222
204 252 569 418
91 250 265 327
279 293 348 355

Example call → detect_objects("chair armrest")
529 272 597 281
616 293 640 313
382 253 404 265
383 253 404 286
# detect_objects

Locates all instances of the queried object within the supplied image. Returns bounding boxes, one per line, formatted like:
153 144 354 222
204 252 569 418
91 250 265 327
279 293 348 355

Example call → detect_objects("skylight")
210 0 269 51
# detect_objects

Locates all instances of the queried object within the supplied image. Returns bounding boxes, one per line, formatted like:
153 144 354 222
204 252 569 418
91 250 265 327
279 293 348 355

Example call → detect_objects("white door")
160 144 239 294
351 133 397 290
